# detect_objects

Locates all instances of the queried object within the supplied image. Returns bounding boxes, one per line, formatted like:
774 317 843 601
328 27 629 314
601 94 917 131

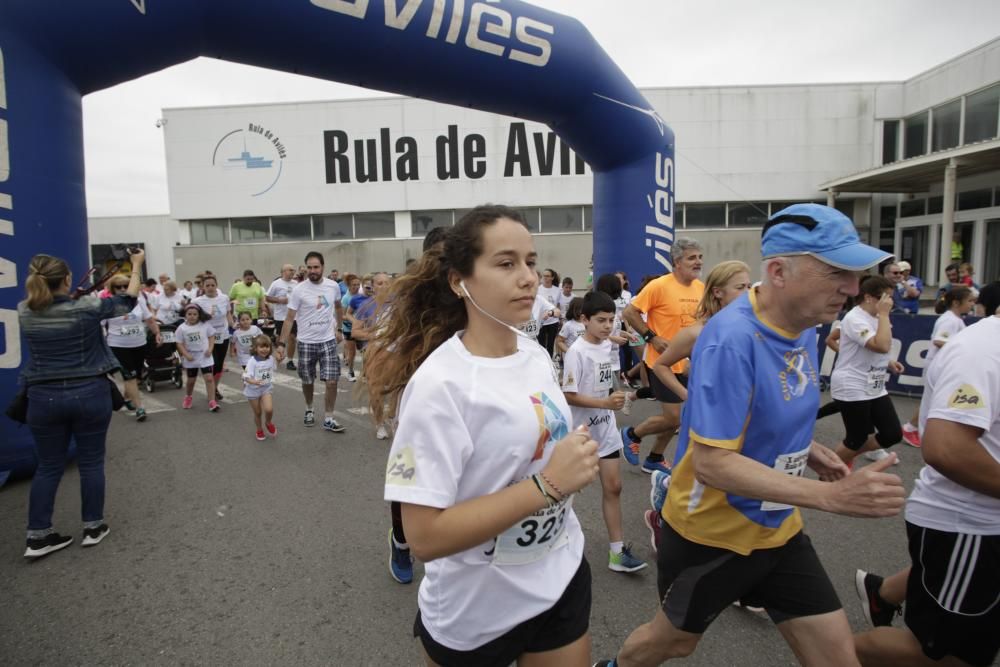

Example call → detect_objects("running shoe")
304 409 315 427
135 407 147 422
208 400 220 412
376 424 389 440
864 448 898 464
388 528 414 584
650 469 671 512
643 510 661 553
641 458 670 475
732 600 766 614
347 370 357 383
214 388 223 401
255 429 266 441
182 395 193 410
286 360 297 371
323 417 345 433
620 427 640 465
608 543 647 573
592 661 615 667
81 524 110 547
124 400 137 412
901 425 921 448
622 391 634 416
855 569 901 627
266 422 277 438
24 532 73 559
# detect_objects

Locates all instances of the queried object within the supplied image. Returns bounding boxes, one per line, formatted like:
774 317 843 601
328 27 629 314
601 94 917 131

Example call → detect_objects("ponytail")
935 286 972 314
23 254 70 311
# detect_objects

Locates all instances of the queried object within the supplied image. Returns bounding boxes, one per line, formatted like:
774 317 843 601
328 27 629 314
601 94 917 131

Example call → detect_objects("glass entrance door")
901 226 929 281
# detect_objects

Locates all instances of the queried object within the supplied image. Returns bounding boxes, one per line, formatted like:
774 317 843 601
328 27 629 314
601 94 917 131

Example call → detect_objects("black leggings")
838 394 903 451
212 338 230 375
538 322 559 357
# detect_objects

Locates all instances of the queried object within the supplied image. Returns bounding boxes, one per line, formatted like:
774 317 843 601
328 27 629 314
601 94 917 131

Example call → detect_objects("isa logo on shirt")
530 392 568 461
780 349 817 401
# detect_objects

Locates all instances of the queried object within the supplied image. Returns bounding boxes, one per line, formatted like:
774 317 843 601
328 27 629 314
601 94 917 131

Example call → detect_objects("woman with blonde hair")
17 249 145 558
644 260 751 547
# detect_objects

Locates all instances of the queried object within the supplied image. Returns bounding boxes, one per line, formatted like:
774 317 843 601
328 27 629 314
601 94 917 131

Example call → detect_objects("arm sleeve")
926 346 998 432
561 348 582 393
288 286 302 312
384 379 473 508
687 342 754 451
841 313 877 347
629 285 657 316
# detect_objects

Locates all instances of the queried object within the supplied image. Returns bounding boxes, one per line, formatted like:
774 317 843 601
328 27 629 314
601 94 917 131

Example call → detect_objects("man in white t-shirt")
267 264 298 371
276 252 345 432
854 314 1000 667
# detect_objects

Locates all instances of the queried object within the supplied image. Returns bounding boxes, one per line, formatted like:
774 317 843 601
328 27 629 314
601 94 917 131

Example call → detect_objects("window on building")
540 206 583 232
927 196 944 215
899 199 926 217
904 111 928 159
582 205 594 231
355 211 396 238
879 205 895 253
232 217 269 243
410 210 453 237
964 84 1000 144
957 188 993 211
684 203 725 228
728 202 769 228
518 207 541 233
189 219 229 245
833 199 857 222
985 219 1000 285
882 120 900 164
271 215 312 241
314 213 353 239
932 100 961 151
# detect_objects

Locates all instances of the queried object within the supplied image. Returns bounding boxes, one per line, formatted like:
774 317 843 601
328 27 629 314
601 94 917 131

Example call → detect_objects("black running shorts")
904 522 1000 667
646 364 687 404
656 521 841 633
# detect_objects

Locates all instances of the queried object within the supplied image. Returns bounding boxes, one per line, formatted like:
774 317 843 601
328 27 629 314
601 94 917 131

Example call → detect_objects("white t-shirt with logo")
176 321 215 369
289 278 341 344
179 288 197 303
926 309 966 366
232 325 264 367
538 285 562 326
556 290 575 315
266 278 296 322
830 306 890 402
156 292 186 324
518 295 555 339
243 355 276 391
384 333 583 652
104 299 152 349
192 293 233 342
561 337 620 456
907 316 1000 534
558 320 585 349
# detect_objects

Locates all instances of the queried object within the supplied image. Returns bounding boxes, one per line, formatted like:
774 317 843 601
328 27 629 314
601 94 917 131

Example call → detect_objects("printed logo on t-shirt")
948 384 985 410
563 371 575 388
385 447 417 485
529 392 569 461
779 348 817 401
316 295 330 310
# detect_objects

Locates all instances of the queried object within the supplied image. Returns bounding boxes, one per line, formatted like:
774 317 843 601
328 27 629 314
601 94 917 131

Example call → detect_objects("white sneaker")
376 424 389 440
864 448 896 464
347 372 357 383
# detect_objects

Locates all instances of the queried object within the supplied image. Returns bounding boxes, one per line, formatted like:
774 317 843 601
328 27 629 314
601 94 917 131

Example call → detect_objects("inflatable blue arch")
0 0 675 483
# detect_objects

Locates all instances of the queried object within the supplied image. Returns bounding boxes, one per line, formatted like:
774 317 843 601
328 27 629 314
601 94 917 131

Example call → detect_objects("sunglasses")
112 285 128 290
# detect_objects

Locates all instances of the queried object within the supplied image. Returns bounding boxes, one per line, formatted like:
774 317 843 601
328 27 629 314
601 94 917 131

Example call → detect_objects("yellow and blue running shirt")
663 288 820 555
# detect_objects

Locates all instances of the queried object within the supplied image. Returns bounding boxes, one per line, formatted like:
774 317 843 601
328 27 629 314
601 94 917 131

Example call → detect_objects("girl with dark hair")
535 267 562 355
175 304 219 412
829 275 905 466
18 249 145 558
555 297 586 355
900 285 976 446
192 274 234 404
368 205 600 666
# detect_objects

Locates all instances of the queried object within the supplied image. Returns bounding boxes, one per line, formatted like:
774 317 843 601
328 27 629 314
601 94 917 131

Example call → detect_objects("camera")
109 244 140 260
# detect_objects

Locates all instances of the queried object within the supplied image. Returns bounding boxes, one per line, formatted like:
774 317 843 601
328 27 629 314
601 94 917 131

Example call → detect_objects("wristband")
531 474 557 507
539 471 565 502
643 329 657 342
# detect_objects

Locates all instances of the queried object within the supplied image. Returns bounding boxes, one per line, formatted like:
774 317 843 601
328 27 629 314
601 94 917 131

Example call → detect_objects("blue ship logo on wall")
212 124 287 197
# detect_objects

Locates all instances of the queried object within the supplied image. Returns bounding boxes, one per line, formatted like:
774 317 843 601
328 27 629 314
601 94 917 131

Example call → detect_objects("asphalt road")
0 365 977 666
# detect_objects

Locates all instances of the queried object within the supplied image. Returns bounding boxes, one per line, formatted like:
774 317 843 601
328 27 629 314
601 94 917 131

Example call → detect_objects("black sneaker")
855 569 900 627
82 524 110 547
214 388 223 401
304 409 315 427
286 360 297 371
24 532 73 559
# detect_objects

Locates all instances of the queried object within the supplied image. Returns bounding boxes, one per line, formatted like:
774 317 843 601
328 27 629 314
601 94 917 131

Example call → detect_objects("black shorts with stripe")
904 521 1000 667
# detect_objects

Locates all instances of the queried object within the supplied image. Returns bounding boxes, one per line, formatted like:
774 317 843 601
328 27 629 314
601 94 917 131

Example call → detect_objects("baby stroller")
141 321 183 392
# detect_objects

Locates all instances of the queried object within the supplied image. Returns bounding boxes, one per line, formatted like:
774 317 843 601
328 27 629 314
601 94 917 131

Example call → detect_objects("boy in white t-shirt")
561 291 647 574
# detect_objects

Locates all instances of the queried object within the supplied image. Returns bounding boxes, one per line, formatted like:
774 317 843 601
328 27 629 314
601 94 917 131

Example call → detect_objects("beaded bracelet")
531 474 557 507
539 471 565 502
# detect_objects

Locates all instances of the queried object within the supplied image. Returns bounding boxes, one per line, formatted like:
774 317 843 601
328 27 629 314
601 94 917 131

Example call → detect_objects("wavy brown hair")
23 254 70 311
365 205 526 423
695 260 751 321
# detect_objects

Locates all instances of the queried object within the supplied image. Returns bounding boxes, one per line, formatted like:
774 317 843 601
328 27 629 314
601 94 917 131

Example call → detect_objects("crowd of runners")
17 202 999 666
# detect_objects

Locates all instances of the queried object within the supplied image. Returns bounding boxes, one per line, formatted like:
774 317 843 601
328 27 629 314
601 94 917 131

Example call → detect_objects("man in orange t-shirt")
622 238 704 474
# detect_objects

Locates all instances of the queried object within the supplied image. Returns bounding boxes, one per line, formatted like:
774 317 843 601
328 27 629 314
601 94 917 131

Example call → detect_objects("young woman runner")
192 274 234 402
367 205 601 666
537 268 563 357
103 274 162 422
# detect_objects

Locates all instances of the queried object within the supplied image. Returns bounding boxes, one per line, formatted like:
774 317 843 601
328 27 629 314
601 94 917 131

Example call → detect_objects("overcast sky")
82 0 1000 216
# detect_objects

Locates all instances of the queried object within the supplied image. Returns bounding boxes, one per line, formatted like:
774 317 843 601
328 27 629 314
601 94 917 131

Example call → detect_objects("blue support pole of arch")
0 0 675 482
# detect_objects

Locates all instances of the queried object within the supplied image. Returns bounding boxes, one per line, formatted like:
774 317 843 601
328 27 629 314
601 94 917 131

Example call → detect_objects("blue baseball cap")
762 203 892 271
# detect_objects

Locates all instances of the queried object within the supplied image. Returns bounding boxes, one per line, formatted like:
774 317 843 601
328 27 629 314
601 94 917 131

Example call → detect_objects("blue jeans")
27 377 112 530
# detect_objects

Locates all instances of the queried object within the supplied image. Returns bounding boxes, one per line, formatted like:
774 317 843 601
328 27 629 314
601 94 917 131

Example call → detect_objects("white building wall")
899 38 1000 116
